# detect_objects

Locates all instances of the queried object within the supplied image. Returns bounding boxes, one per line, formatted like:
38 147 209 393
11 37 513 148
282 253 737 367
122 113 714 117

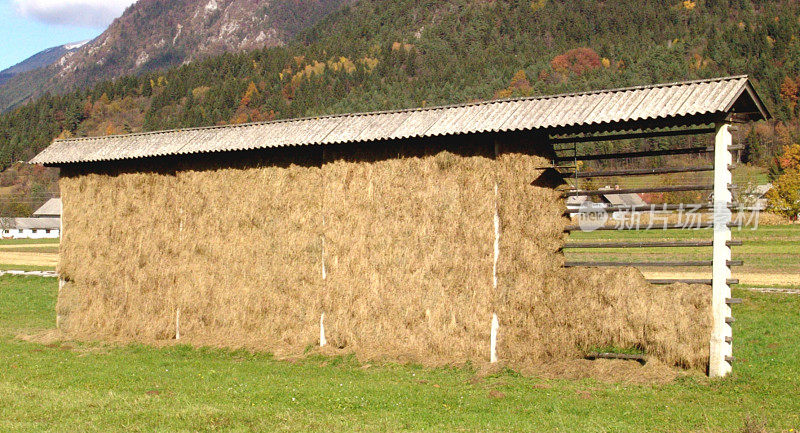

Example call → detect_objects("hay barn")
1 198 62 239
1 217 60 239
33 197 62 218
31 76 769 377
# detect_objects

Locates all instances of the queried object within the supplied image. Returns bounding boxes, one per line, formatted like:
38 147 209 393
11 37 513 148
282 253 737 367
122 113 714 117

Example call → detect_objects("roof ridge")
51 75 749 144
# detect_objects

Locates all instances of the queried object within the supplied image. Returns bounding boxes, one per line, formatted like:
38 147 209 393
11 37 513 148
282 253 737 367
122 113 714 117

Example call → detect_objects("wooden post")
175 307 181 340
710 123 733 378
320 313 327 347
56 205 64 330
491 142 500 363
490 314 499 363
320 235 327 347
320 148 327 348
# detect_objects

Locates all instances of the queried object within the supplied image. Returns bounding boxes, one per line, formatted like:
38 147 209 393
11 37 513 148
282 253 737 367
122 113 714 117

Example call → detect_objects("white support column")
710 123 733 378
57 207 64 330
491 142 500 364
490 314 499 364
320 237 327 347
175 307 181 340
320 147 327 348
320 313 327 347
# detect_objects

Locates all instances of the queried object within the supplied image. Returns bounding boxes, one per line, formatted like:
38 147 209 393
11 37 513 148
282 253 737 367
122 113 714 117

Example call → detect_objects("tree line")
1 0 799 200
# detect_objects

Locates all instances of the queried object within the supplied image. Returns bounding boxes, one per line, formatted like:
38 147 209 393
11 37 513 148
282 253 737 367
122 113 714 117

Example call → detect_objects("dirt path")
641 271 800 286
0 252 58 267
0 243 58 249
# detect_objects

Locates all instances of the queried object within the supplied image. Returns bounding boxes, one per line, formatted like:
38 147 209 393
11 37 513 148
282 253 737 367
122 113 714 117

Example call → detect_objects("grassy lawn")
0 238 59 246
0 246 60 253
0 264 56 272
0 276 798 432
0 239 59 271
589 165 769 189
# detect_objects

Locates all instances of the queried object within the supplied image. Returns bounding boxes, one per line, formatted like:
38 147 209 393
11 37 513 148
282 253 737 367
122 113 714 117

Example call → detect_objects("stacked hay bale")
322 138 495 363
55 134 711 372
57 149 324 356
493 136 711 370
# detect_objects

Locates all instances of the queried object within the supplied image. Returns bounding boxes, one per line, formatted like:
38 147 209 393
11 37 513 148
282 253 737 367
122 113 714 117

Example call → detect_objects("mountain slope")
0 41 87 87
2 0 800 169
0 0 354 112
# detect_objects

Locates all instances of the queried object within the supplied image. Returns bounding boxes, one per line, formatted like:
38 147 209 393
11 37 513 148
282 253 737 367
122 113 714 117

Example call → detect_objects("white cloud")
14 0 137 28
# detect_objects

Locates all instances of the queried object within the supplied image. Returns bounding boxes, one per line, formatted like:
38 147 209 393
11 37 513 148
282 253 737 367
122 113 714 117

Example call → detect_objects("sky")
0 0 136 71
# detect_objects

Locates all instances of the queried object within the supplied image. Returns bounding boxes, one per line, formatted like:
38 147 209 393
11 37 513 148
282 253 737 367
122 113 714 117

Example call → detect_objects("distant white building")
33 198 62 218
567 191 647 209
748 184 772 211
1 198 61 239
709 184 772 211
1 218 60 239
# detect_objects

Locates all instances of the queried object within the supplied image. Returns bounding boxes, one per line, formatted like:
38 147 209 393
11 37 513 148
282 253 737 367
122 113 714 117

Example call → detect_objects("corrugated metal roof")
32 198 61 217
4 218 60 230
30 75 770 165
565 193 647 208
604 193 648 207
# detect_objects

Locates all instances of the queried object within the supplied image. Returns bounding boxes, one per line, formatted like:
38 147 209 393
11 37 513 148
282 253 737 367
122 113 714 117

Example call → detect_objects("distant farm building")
1 198 61 239
33 198 62 218
737 183 772 211
32 76 769 377
566 188 648 210
707 183 772 211
1 218 60 239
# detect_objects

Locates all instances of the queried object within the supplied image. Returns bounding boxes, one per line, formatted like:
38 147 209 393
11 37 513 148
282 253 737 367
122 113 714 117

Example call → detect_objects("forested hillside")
1 0 800 213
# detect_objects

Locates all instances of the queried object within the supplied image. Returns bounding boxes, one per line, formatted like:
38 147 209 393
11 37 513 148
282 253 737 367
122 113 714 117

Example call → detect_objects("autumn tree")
766 168 800 220
780 76 799 115
551 48 602 76
495 70 533 98
778 143 800 170
767 143 800 219
240 82 259 108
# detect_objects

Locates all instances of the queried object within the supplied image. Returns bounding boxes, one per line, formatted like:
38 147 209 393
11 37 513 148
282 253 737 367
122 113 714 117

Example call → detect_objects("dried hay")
58 149 323 356
55 134 712 377
322 138 495 364
753 212 793 225
495 136 711 371
557 268 711 370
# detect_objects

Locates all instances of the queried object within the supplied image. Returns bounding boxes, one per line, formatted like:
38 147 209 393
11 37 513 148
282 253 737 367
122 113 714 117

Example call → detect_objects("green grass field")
567 225 800 287
0 276 798 432
586 164 770 190
0 264 56 272
0 246 59 253
0 238 59 272
0 238 59 245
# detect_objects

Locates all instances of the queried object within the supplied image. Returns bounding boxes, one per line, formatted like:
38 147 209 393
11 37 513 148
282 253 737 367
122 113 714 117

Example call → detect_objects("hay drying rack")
543 124 746 370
